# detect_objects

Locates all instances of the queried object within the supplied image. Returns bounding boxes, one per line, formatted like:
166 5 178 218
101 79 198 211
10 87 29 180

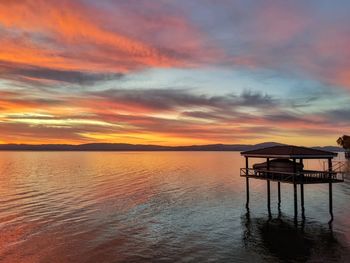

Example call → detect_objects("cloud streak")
0 0 217 83
0 87 348 145
1 1 350 145
0 61 124 86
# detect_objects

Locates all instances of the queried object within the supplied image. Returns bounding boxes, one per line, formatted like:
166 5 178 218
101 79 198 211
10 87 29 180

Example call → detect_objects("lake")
0 152 349 262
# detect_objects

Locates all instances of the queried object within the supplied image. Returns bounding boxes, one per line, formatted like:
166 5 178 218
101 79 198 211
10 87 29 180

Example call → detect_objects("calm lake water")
0 152 349 262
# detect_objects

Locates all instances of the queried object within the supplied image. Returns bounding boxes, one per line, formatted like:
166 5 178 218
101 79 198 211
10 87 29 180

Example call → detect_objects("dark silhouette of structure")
240 145 345 222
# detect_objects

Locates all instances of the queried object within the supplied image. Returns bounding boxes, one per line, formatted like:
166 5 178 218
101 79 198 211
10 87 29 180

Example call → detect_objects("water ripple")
0 152 349 262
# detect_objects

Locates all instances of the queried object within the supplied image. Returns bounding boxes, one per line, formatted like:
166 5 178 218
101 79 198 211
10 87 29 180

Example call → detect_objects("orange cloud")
0 1 350 146
0 0 217 75
1 88 347 146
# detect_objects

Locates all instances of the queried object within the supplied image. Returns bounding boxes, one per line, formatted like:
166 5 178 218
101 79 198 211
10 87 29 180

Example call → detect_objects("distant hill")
312 146 345 152
0 142 343 152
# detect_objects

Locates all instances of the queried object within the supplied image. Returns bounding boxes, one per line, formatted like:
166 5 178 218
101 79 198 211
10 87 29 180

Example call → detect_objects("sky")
0 0 350 146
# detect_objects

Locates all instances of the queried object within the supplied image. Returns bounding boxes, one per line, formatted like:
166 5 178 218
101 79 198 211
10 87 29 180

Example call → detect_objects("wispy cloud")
0 87 348 145
0 0 350 145
0 61 124 86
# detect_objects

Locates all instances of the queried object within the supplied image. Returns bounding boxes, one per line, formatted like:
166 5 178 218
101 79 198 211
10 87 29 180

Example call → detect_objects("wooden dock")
240 145 346 222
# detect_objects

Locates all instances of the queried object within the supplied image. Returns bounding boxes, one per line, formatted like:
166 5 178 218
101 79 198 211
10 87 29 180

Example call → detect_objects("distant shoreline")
0 142 344 152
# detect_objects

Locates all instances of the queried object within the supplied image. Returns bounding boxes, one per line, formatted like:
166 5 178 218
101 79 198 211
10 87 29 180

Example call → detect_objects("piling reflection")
0 152 349 262
242 211 347 262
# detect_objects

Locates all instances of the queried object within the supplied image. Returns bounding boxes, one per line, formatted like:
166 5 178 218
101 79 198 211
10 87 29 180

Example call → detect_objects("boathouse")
240 145 345 220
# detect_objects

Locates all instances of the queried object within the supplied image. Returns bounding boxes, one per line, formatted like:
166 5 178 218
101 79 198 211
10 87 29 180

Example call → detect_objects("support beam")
300 184 305 219
294 183 298 222
329 183 333 217
328 158 333 221
277 182 281 217
245 157 249 209
300 159 305 219
267 158 271 217
267 180 271 217
293 158 298 221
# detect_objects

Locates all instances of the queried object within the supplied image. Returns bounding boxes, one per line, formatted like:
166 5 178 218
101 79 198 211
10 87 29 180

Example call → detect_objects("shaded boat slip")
240 145 348 222
253 158 304 173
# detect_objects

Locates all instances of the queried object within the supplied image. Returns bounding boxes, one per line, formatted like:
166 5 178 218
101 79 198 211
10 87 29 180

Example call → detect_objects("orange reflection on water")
0 152 349 262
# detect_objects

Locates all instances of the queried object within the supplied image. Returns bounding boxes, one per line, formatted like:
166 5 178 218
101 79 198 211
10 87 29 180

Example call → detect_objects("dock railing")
323 161 347 173
240 168 345 184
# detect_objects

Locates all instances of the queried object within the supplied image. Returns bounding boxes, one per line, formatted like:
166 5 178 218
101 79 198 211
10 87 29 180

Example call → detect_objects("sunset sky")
0 0 350 146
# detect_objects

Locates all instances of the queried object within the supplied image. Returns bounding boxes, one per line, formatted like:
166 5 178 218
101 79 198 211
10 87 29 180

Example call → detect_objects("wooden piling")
267 180 271 216
266 158 271 216
300 159 305 218
245 157 249 208
300 184 305 219
293 158 298 220
328 158 333 220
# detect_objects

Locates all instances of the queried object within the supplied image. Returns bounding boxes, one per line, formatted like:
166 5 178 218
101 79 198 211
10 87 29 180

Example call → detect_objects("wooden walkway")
240 168 344 184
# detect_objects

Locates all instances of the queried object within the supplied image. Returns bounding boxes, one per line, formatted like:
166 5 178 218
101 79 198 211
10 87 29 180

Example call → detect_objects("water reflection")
0 152 349 262
242 210 349 262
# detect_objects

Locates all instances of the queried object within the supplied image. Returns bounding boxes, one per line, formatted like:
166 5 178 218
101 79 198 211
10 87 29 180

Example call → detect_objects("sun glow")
0 1 349 146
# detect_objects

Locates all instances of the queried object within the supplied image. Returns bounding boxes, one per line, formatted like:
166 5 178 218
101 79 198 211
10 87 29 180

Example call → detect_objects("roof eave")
241 153 337 158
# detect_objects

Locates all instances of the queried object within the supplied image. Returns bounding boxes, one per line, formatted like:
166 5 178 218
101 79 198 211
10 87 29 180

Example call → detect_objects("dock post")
245 157 249 209
329 183 333 219
300 159 305 219
328 158 333 221
300 184 305 219
267 180 271 217
266 158 271 217
277 182 281 216
294 183 298 221
293 158 298 222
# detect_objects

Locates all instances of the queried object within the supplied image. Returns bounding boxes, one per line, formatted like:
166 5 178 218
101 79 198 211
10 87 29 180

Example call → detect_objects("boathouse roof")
241 145 337 159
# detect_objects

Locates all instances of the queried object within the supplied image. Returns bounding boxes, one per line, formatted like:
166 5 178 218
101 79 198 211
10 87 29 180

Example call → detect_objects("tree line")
337 135 350 158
